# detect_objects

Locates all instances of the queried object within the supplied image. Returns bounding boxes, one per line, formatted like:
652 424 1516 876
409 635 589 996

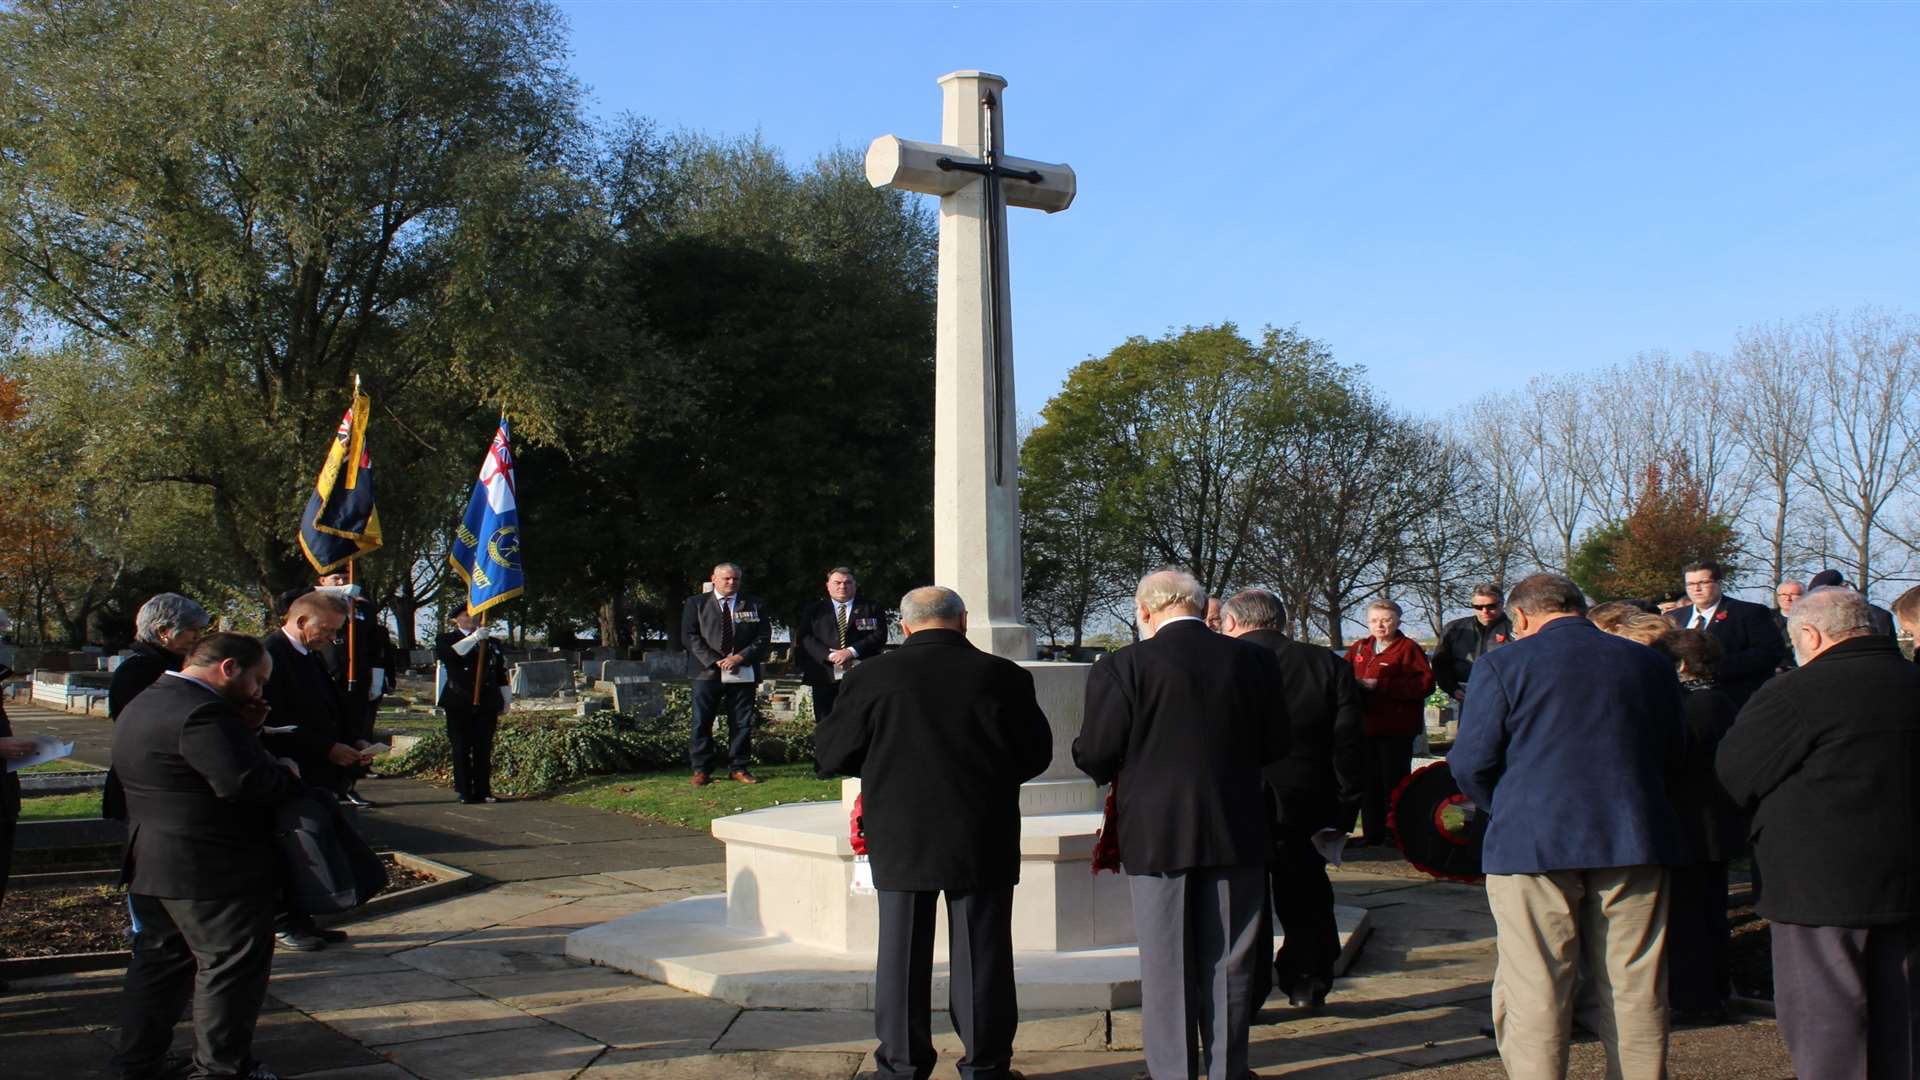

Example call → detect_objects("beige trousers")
1486 866 1670 1080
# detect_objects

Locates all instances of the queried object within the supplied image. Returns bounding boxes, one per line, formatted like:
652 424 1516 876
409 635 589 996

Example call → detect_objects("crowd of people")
813 562 1919 1080
0 555 1914 1080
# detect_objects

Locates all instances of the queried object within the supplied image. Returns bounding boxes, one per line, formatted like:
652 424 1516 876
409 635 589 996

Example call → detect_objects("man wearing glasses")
1430 583 1513 704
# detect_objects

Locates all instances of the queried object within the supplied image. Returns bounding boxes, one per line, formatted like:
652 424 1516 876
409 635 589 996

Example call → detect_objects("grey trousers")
873 886 1017 1080
1128 864 1270 1080
1772 918 1920 1080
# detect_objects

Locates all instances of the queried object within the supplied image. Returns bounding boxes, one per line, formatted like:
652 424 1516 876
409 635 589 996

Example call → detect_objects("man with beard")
110 633 305 1080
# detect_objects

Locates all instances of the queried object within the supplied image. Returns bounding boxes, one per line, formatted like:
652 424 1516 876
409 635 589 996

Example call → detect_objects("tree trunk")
391 572 419 651
597 592 627 648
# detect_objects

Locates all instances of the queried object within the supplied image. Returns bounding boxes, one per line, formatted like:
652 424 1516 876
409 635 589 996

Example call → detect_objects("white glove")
499 687 513 711
315 583 363 600
452 628 488 655
369 668 386 699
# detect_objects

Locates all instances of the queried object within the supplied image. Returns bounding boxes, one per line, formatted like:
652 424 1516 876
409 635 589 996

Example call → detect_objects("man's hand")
716 654 743 671
327 742 373 767
0 736 35 760
277 756 303 779
827 648 857 667
1451 689 1466 703
239 696 271 730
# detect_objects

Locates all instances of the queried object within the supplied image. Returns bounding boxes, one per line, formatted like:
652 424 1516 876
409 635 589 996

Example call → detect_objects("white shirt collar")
1157 614 1205 630
163 669 220 695
281 625 309 655
1689 601 1721 625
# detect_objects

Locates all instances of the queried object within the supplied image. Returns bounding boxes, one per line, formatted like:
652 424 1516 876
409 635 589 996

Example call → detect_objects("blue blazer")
1449 616 1685 875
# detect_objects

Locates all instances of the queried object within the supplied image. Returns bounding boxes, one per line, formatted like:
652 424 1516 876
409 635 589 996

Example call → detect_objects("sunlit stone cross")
866 70 1076 660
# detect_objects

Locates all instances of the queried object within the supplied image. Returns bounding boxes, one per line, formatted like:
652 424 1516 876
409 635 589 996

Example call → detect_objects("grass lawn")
21 759 105 773
557 762 840 831
20 790 104 821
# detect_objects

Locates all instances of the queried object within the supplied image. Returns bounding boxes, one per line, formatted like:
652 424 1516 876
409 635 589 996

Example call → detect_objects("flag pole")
346 558 358 693
472 611 488 707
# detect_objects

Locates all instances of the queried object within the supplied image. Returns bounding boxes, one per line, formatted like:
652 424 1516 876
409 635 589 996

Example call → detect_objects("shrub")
385 683 817 795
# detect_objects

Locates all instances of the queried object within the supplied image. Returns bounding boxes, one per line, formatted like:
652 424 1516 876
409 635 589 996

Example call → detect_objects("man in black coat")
106 592 212 822
109 633 305 1080
1665 559 1782 707
435 610 510 804
815 586 1052 1080
1807 567 1899 638
313 573 397 808
1428 582 1512 702
680 562 769 786
1074 569 1289 1080
1718 586 1920 1080
260 590 370 951
794 566 889 723
1222 587 1364 1009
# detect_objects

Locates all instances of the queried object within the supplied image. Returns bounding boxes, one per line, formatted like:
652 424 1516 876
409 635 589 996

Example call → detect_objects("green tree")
0 0 602 606
1570 455 1739 602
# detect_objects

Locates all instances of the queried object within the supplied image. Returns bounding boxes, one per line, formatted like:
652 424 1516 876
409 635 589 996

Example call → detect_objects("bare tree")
1728 321 1815 589
1799 308 1920 594
1517 376 1595 573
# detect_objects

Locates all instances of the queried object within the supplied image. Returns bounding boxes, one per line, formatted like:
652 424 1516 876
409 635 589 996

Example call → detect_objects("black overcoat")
111 675 304 898
1072 619 1288 875
813 627 1052 892
1241 628 1365 834
259 629 351 791
1718 635 1920 926
1666 596 1783 707
1669 683 1743 865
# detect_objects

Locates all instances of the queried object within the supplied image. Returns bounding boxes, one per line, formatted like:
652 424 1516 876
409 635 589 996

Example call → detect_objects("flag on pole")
298 380 383 574
449 417 524 616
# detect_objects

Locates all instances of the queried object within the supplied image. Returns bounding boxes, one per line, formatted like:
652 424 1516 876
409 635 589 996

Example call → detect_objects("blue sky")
556 1 1919 421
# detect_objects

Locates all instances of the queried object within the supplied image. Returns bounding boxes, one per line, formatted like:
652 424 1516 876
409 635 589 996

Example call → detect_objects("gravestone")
596 660 647 686
640 651 687 679
509 658 572 698
611 679 664 718
408 648 433 671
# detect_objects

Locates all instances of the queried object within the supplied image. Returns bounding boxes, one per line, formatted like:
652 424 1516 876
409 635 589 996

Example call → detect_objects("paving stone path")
2 705 1796 1078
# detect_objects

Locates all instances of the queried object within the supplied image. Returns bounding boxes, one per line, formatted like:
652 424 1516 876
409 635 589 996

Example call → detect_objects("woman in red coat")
1345 599 1436 846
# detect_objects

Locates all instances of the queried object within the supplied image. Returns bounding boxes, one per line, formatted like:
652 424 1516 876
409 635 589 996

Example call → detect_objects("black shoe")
274 930 325 952
314 928 348 943
342 791 377 808
1480 1024 1496 1038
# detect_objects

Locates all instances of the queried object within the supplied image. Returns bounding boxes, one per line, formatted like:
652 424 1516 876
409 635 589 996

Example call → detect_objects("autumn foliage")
1571 454 1739 602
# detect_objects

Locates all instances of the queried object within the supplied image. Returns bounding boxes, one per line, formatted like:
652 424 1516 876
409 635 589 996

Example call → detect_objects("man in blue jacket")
1449 573 1684 1080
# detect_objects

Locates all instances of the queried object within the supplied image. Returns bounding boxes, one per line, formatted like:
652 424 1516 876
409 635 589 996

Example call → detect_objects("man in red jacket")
1345 600 1435 847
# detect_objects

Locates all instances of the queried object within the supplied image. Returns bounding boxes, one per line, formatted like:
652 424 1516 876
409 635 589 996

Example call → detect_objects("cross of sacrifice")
866 71 1076 660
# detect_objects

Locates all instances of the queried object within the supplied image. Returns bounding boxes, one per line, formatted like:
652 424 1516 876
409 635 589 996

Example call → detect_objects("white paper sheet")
850 855 876 895
262 724 299 736
360 742 392 757
1311 827 1350 867
721 665 755 684
6 735 75 773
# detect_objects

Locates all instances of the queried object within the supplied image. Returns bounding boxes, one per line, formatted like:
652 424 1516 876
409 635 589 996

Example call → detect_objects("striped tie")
836 603 849 648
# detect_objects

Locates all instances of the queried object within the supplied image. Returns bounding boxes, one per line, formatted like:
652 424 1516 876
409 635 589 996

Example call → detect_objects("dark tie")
836 603 849 648
720 597 735 655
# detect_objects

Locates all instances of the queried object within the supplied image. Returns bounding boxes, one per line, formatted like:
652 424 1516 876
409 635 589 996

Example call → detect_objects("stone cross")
866 70 1076 660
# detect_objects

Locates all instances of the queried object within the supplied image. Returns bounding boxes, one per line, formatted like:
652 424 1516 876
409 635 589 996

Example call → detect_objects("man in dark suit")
0 694 28 993
680 562 769 786
314 572 396 808
260 590 370 951
794 566 888 723
1074 569 1289 1080
1451 574 1685 1080
816 586 1052 1080
1221 587 1364 1010
1719 586 1920 1080
106 592 212 822
109 633 305 1080
1665 558 1783 707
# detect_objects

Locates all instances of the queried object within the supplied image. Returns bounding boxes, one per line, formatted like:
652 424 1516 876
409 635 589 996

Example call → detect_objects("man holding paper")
795 566 889 723
681 562 768 787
